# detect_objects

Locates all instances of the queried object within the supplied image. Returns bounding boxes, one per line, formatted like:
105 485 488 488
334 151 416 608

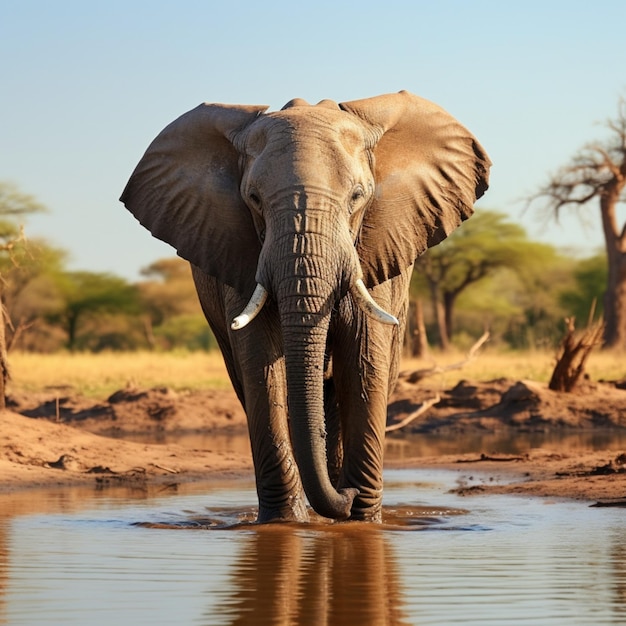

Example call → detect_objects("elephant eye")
351 188 364 202
248 191 262 211
350 185 365 204
349 185 367 212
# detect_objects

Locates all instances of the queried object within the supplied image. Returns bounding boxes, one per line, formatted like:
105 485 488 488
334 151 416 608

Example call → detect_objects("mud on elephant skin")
120 90 491 522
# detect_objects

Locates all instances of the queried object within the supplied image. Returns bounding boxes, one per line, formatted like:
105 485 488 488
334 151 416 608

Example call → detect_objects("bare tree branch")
528 94 626 348
400 331 490 384
6 317 36 351
385 394 440 433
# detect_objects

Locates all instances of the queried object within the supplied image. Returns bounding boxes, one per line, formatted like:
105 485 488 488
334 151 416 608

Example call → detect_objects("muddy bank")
3 375 626 504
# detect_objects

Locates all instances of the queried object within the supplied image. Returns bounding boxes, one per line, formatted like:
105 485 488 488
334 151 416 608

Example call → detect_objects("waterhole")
2 469 626 625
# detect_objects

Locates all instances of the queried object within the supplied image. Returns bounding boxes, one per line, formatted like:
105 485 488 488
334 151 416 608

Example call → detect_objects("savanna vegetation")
0 193 613 357
1 94 624 395
8 348 625 400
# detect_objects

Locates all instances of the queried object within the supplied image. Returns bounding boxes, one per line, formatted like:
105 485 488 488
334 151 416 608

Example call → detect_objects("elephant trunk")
279 282 358 520
264 223 358 520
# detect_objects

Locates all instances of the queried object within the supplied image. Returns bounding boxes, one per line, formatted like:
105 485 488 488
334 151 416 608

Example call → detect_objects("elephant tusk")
231 284 269 330
351 279 399 326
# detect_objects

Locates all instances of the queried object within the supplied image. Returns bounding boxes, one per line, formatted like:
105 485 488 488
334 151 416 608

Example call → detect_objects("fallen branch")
385 394 440 432
401 331 490 384
456 453 527 463
151 463 179 474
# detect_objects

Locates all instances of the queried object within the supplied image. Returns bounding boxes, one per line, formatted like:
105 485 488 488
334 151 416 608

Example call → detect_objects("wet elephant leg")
332 277 409 521
191 269 308 522
333 329 391 521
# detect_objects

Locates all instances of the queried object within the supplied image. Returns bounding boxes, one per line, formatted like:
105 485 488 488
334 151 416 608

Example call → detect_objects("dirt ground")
3 373 626 506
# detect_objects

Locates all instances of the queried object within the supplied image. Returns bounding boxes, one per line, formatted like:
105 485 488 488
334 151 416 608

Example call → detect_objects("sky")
1 0 625 281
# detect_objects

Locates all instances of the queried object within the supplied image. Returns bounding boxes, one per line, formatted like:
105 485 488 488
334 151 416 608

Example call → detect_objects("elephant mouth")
231 279 398 330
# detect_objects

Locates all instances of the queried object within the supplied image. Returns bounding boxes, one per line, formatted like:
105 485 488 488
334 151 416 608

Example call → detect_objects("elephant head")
120 91 490 519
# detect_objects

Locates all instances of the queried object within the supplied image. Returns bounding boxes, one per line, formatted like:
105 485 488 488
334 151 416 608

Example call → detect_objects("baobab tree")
531 96 626 350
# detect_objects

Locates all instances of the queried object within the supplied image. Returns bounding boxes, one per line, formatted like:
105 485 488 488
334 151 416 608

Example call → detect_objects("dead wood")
385 394 440 432
549 317 604 392
456 453 528 463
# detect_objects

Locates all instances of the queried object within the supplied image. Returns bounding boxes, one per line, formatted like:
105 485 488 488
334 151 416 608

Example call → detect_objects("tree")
0 182 47 227
0 182 48 407
138 258 211 350
530 96 626 350
414 210 554 349
453 246 571 351
1 239 67 350
52 272 139 350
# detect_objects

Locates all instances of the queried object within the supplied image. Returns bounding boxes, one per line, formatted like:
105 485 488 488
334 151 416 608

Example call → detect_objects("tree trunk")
443 290 456 342
603 250 626 349
600 190 626 350
0 291 10 410
404 299 429 357
142 315 157 350
429 282 450 350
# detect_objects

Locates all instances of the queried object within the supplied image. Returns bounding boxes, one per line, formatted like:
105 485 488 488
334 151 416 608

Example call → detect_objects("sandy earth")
3 375 626 507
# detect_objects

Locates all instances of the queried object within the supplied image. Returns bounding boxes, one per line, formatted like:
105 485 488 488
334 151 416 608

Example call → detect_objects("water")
2 469 626 625
119 428 626 460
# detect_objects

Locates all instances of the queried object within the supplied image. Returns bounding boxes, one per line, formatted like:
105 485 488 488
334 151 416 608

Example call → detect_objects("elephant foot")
256 494 310 524
348 507 382 523
347 489 383 522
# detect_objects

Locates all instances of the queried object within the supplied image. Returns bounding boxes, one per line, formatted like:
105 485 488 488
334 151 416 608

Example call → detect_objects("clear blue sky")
1 0 625 280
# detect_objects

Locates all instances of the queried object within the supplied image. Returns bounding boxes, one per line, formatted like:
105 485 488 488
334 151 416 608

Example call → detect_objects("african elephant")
120 90 490 522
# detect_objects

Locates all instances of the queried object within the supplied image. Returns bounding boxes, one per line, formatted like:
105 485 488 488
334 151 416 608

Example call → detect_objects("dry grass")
400 348 625 388
7 348 624 399
8 351 231 398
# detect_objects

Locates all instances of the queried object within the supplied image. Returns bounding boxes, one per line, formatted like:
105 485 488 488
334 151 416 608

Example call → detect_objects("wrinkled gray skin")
121 91 490 522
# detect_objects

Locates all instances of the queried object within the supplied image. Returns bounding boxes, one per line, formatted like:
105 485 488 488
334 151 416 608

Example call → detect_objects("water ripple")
3 470 626 625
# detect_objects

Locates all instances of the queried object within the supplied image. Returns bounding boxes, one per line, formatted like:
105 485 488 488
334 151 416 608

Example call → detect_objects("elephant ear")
120 103 268 293
340 91 491 287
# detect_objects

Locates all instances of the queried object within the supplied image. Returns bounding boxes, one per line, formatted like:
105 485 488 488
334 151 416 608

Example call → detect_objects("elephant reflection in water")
213 527 410 626
0 526 6 618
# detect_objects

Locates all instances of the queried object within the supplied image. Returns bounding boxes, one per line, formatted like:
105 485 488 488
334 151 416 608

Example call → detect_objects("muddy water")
120 429 626 459
2 469 626 625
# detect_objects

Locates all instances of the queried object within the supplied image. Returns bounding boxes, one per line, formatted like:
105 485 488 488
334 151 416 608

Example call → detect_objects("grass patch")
401 347 624 387
7 348 624 399
8 351 231 399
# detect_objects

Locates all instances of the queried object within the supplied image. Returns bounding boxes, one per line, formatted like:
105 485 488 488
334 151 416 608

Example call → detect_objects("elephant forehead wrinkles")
254 110 367 157
271 233 340 263
269 246 344 288
242 118 371 202
283 291 334 318
293 254 328 276
262 186 345 210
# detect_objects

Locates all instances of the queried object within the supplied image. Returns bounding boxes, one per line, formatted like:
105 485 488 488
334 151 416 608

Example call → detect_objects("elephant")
120 90 490 523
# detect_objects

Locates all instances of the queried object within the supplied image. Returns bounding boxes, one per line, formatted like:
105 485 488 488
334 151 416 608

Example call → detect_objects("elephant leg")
332 331 391 521
332 275 410 521
191 268 308 523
